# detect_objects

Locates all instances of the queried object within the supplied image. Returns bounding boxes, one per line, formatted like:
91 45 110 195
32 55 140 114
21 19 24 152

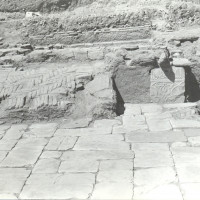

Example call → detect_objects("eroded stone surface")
150 67 185 103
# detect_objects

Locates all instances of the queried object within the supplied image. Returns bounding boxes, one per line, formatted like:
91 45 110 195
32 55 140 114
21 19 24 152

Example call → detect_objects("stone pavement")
0 103 200 199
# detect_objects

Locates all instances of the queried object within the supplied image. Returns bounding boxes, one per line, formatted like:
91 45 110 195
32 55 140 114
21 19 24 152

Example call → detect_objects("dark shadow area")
162 66 175 82
112 78 125 116
185 67 200 102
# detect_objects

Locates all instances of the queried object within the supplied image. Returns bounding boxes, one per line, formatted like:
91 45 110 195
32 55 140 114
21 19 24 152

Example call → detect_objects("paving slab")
59 158 99 173
134 167 177 186
140 104 163 113
126 131 187 143
0 147 43 167
0 139 18 150
134 150 173 168
124 103 142 116
45 136 77 150
55 127 112 136
93 119 121 128
180 183 200 200
99 159 133 171
183 129 200 137
132 143 169 152
145 112 173 120
133 184 183 200
61 150 134 161
171 142 188 148
91 182 133 200
73 134 130 150
97 170 133 183
17 138 48 149
0 168 31 194
176 164 200 183
40 151 62 159
3 124 27 140
26 123 58 138
170 119 200 129
112 126 127 134
20 173 95 199
171 147 200 164
33 158 60 173
146 119 172 131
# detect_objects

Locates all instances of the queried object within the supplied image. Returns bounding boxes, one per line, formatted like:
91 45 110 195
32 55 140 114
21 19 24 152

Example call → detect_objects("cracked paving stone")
93 119 121 128
45 136 77 150
91 182 133 200
19 173 95 199
171 147 200 164
180 183 200 200
99 159 133 171
183 129 200 137
25 123 58 138
0 168 31 194
40 151 62 159
146 119 172 131
3 124 27 140
73 134 129 150
133 184 183 200
134 150 173 168
61 150 134 161
55 126 112 137
126 131 187 143
0 139 18 150
176 164 200 183
33 158 60 174
134 167 177 186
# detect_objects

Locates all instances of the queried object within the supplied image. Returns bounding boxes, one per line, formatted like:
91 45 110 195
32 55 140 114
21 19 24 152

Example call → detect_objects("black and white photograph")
0 0 200 199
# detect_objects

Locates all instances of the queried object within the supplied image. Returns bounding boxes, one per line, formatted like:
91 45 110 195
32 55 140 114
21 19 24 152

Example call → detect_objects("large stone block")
150 67 185 103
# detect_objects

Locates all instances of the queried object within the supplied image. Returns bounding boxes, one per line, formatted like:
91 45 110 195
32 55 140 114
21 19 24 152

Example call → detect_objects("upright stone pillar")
150 67 185 103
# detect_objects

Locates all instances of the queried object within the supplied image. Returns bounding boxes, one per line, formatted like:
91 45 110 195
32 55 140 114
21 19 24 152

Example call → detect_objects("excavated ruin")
1 0 200 123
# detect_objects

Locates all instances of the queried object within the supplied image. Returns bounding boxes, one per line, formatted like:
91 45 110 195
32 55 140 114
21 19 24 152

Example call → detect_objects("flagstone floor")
0 103 200 200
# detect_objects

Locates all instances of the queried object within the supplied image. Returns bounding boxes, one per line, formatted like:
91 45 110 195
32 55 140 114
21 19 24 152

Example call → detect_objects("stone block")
170 119 200 129
150 67 185 103
146 119 172 131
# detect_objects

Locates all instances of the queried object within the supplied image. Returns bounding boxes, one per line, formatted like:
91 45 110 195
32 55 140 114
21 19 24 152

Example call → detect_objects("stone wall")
27 26 151 45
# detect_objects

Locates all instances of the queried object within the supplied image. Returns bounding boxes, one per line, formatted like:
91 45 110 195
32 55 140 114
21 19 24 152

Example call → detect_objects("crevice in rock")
112 77 125 116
